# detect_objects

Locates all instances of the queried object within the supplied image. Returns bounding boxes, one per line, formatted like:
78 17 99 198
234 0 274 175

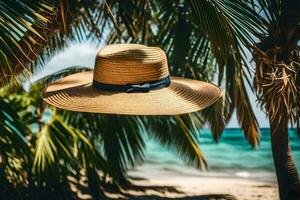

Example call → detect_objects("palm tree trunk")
270 117 300 200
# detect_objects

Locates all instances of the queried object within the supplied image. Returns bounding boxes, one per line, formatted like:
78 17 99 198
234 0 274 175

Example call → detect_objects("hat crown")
93 44 169 85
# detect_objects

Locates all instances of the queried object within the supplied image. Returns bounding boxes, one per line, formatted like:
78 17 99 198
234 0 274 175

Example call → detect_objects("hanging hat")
42 44 222 115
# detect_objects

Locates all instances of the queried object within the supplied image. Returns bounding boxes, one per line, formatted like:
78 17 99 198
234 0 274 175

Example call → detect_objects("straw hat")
42 44 222 115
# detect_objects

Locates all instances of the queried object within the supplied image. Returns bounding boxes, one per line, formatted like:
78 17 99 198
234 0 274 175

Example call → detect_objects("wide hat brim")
42 71 222 115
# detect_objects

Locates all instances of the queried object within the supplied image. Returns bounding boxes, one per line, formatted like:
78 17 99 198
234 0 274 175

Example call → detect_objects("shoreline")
120 165 279 200
129 162 278 182
125 176 278 200
73 164 279 200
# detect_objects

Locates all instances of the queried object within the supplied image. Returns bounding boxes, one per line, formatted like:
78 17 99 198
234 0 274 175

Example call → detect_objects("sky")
31 43 269 128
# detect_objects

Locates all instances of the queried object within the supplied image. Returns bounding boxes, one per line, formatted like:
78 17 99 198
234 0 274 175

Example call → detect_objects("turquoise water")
142 128 300 181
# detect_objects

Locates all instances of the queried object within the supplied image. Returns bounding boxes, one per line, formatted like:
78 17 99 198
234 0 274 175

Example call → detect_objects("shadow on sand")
105 184 237 200
121 194 237 200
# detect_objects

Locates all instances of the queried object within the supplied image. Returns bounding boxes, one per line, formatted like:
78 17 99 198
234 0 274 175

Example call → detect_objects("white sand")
128 176 278 200
74 164 279 200
124 165 279 200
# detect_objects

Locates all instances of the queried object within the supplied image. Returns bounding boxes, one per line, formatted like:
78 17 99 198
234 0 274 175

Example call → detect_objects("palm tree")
252 1 300 199
2 0 300 199
188 1 300 199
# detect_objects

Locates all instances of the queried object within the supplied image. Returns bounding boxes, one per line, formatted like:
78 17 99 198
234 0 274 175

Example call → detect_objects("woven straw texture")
93 44 169 84
42 44 222 115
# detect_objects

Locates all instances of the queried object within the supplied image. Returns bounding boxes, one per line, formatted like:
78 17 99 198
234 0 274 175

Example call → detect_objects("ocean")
39 111 300 182
137 128 300 182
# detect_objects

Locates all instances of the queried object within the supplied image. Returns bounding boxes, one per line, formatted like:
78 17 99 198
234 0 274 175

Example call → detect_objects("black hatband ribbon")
93 76 171 93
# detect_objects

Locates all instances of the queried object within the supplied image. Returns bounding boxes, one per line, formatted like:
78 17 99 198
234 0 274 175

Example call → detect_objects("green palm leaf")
0 0 56 85
33 114 107 198
189 0 262 146
147 114 207 169
0 97 31 194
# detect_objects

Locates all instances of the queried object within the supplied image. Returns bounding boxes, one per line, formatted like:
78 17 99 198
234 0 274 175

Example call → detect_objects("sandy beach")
125 175 278 200
104 165 279 200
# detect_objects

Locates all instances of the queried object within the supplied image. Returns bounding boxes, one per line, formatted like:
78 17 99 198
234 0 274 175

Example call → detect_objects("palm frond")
188 0 265 83
201 97 226 142
32 0 105 73
153 0 216 81
235 75 260 147
61 111 146 185
189 0 265 66
0 0 57 86
188 0 262 145
0 98 29 150
146 114 207 169
0 97 31 192
0 0 108 86
100 115 145 184
33 114 107 198
33 116 75 174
